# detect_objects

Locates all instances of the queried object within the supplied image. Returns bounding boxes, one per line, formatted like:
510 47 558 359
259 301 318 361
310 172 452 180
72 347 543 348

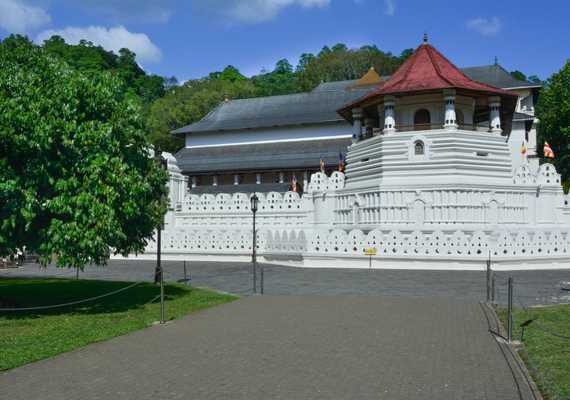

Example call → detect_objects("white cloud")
0 0 51 34
384 0 395 16
194 0 330 24
36 25 161 63
466 17 502 36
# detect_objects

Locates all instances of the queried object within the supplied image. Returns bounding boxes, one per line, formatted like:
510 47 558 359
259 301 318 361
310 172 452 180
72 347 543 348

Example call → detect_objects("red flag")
544 142 555 159
338 152 345 172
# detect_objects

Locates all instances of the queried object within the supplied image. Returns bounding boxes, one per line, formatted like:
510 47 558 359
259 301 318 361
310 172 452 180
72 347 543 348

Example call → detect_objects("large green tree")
0 36 168 268
536 60 570 183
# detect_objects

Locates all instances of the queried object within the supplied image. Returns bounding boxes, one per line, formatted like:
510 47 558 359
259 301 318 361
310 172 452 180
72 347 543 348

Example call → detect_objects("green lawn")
0 278 237 371
498 304 570 400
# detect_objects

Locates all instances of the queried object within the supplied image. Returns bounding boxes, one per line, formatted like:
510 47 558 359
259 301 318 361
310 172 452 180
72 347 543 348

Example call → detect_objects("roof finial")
494 56 498 65
423 32 428 43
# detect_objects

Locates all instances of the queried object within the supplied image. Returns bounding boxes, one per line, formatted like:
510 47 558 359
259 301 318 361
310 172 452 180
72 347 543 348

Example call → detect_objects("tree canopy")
41 35 170 105
0 36 168 267
296 44 412 91
536 60 570 183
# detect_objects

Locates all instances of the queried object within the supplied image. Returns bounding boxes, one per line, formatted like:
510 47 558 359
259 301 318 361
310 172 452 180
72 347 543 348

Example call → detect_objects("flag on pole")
521 141 528 156
291 175 298 192
544 142 555 159
320 157 326 173
338 152 345 172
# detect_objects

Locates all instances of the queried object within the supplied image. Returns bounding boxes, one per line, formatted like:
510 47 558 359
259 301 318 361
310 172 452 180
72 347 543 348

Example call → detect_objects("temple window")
414 109 431 130
414 140 425 156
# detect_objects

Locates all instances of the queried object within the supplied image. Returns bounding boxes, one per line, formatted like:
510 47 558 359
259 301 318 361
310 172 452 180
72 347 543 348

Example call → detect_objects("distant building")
173 58 540 194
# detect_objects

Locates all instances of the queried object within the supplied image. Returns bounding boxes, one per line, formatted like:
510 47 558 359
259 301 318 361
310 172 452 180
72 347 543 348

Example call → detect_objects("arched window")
414 109 431 130
456 109 464 127
414 140 425 156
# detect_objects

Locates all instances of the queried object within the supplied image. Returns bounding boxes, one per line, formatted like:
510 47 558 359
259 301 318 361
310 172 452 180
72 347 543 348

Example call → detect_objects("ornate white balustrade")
308 228 570 259
335 190 529 226
172 191 312 229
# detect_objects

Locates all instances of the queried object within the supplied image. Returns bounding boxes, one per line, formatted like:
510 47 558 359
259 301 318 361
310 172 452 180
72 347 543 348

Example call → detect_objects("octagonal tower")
337 38 520 190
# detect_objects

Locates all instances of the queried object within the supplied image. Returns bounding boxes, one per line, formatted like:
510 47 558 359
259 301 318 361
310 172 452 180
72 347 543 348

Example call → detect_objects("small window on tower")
414 140 425 156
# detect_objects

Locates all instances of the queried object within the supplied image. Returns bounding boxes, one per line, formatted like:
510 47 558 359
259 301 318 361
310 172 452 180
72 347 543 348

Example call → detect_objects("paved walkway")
2 260 569 306
0 295 534 400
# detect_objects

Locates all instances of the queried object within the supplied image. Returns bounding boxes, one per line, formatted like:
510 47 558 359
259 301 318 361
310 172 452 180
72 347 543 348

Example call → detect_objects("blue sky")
1 0 568 82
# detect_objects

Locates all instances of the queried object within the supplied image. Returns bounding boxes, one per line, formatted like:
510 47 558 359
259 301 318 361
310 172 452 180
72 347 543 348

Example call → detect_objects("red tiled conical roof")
379 43 514 95
338 42 517 117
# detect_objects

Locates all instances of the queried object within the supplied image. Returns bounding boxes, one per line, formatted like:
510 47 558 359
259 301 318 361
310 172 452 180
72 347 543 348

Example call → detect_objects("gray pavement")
1 295 534 400
2 260 569 306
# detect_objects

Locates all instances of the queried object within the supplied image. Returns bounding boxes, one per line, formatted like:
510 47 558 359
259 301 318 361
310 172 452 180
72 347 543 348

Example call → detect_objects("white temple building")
140 40 570 270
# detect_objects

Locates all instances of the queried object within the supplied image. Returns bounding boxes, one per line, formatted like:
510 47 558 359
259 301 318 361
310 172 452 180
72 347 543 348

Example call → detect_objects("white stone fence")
147 227 570 261
308 228 570 259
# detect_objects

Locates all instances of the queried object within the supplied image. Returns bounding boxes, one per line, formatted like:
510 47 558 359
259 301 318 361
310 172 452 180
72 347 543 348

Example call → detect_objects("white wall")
185 122 352 148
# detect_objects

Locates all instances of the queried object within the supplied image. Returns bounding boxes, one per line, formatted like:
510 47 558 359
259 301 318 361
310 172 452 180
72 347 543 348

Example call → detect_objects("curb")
479 302 543 400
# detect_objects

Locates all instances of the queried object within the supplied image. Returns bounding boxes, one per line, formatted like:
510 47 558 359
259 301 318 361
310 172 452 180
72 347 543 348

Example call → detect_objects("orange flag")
544 142 555 159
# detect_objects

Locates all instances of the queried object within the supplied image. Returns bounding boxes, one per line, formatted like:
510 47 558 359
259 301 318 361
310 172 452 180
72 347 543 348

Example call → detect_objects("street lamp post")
155 154 168 324
250 193 259 294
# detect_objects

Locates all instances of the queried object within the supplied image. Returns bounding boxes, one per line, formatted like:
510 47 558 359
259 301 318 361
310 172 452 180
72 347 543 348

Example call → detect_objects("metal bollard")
260 265 264 295
183 260 188 285
253 260 257 294
491 274 495 304
486 252 491 302
507 277 513 342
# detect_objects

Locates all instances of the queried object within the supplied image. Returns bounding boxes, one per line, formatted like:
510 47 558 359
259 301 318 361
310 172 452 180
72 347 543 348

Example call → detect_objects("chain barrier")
515 293 570 341
0 281 143 312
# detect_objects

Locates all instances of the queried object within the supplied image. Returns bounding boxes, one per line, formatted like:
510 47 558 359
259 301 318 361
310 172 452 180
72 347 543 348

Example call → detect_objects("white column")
352 108 363 143
489 96 502 134
364 117 375 138
383 96 396 134
233 174 240 185
376 104 384 136
443 89 458 130
256 173 262 185
191 176 197 188
279 172 285 184
212 175 218 186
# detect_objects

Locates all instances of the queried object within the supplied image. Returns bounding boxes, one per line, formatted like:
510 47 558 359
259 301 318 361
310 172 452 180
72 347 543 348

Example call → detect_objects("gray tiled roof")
173 64 540 136
461 65 541 89
312 80 360 92
176 138 351 174
172 87 373 135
